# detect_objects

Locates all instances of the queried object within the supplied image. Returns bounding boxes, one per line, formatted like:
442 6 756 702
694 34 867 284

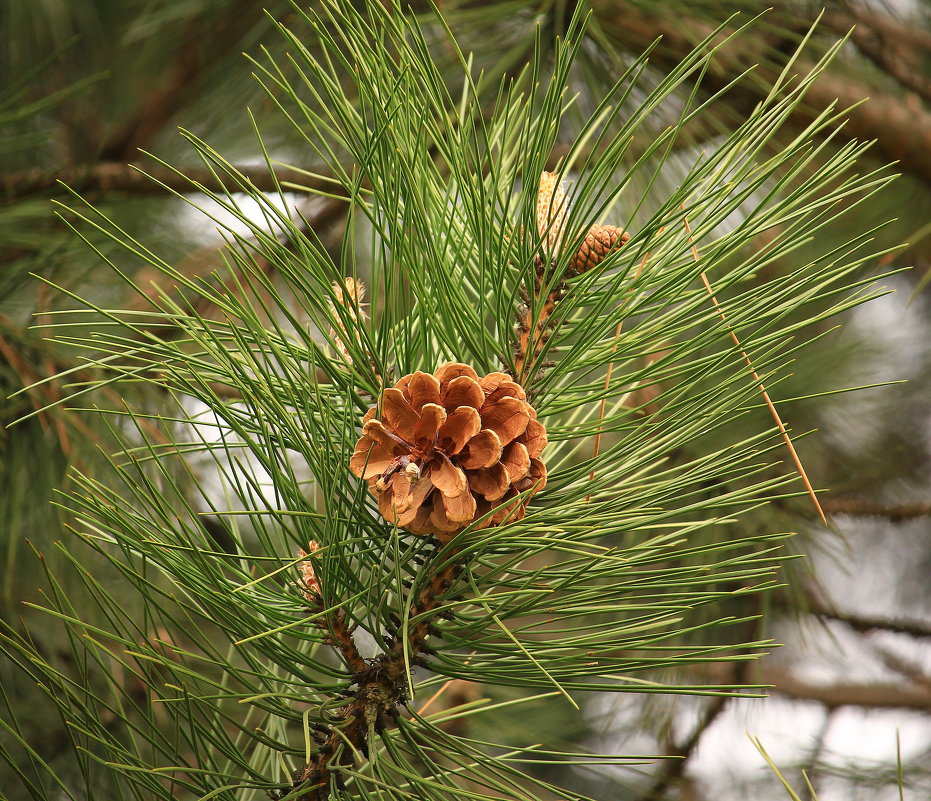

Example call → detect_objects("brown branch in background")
758 665 931 711
683 215 826 524
600 4 931 188
799 707 834 801
820 496 931 521
823 8 931 107
797 590 931 640
0 162 335 202
872 644 931 693
100 0 273 161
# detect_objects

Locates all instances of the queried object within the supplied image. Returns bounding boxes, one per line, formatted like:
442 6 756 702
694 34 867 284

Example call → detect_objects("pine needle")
587 240 656 500
683 214 827 524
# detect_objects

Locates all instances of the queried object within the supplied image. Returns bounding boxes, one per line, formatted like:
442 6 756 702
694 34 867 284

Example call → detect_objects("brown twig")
683 215 826 524
326 610 368 675
513 255 566 383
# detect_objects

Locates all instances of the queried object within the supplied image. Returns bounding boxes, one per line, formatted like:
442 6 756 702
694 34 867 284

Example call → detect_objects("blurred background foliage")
1 1 930 799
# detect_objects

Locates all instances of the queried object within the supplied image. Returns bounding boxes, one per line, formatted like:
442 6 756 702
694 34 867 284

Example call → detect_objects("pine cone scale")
480 395 530 445
500 441 530 482
443 375 485 410
412 403 446 443
437 406 481 454
430 455 468 497
406 370 441 408
381 388 420 440
350 441 397 479
458 429 502 469
468 463 510 500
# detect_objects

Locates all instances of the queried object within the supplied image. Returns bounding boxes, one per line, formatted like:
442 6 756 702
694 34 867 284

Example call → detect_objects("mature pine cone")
571 224 630 273
350 363 547 540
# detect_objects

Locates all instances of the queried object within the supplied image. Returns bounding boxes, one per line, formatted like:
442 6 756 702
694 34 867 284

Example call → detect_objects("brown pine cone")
350 363 547 540
571 224 630 273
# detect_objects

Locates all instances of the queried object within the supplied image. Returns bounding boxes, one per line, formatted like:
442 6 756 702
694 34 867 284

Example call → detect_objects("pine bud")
328 277 367 360
536 171 568 254
296 541 322 603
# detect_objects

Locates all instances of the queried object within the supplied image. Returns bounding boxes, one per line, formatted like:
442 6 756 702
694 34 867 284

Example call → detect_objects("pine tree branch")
326 610 367 674
0 162 333 201
99 0 274 161
598 4 931 186
799 591 931 640
635 663 747 801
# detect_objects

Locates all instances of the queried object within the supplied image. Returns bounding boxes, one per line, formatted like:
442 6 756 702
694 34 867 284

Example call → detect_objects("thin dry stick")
682 215 826 524
587 242 657 500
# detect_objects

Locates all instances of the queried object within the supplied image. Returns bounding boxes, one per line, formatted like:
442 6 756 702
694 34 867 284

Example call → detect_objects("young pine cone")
571 224 630 274
350 363 547 540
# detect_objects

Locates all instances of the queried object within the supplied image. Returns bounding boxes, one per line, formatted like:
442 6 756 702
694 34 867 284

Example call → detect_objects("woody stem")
513 256 566 383
296 544 465 800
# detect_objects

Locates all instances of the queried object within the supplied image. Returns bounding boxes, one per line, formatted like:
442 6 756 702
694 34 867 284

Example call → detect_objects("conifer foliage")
0 3 894 800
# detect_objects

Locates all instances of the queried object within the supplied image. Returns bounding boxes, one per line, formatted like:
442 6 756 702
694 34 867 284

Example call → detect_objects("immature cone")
571 224 631 273
350 363 547 540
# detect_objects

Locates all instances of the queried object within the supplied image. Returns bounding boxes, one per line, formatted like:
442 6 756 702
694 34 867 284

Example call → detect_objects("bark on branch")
599 4 931 187
0 161 335 201
292 546 465 801
821 496 931 522
760 665 931 711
